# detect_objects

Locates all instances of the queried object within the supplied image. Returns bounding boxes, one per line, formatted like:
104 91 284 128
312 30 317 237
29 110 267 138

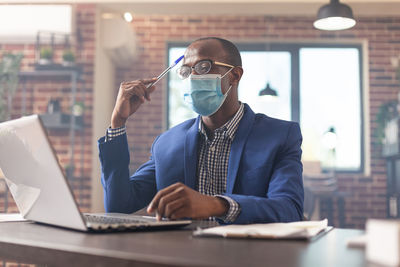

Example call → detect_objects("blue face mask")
183 70 232 117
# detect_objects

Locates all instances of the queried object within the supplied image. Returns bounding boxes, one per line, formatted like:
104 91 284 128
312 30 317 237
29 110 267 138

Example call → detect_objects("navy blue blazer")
98 104 304 224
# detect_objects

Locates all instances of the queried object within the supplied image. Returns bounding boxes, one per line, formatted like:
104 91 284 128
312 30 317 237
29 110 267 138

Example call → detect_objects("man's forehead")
183 40 224 64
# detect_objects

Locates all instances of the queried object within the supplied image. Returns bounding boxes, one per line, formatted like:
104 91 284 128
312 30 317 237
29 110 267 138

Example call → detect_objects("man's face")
182 40 233 93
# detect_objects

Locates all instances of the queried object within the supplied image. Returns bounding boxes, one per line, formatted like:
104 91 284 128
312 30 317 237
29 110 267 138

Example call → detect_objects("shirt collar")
198 102 245 141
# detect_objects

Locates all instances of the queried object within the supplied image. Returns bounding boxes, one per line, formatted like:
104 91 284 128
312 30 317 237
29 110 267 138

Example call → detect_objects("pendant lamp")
259 83 278 97
314 0 356 31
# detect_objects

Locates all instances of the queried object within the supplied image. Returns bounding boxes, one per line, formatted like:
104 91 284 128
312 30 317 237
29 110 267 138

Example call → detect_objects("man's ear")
230 66 244 86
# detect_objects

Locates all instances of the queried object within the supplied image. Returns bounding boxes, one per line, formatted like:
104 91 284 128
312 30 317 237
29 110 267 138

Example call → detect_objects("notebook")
193 219 332 240
0 115 191 232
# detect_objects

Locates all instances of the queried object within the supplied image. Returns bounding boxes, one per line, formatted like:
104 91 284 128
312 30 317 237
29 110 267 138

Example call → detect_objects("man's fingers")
164 199 185 219
157 187 185 218
170 207 189 220
138 77 158 84
147 183 184 213
122 77 157 85
122 79 157 102
145 85 156 101
147 84 157 95
124 85 147 100
123 82 146 92
149 184 184 213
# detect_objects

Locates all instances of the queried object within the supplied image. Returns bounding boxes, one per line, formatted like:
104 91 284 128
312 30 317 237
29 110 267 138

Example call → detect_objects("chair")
302 161 347 227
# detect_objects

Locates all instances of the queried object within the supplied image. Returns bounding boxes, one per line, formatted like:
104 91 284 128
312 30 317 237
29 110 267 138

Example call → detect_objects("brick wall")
0 4 96 213
116 15 400 229
1 8 398 228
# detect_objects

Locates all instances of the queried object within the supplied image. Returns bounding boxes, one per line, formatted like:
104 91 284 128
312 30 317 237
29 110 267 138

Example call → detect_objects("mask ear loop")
221 67 234 96
206 84 233 117
224 84 233 96
221 67 234 79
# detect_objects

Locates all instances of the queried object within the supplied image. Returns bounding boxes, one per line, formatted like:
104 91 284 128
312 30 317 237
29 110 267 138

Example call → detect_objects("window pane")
168 49 292 128
300 48 361 171
0 5 71 38
168 47 196 128
238 51 291 121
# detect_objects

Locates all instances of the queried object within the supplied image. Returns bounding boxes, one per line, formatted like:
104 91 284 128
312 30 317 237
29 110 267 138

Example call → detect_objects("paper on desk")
0 213 26 222
193 219 330 240
346 234 366 248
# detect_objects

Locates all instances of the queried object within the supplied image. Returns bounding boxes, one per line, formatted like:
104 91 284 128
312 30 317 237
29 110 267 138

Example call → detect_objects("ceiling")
2 1 400 16
100 1 400 16
2 0 400 2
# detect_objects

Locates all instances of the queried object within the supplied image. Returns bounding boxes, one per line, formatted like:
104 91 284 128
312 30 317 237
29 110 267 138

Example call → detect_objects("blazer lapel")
184 116 201 190
226 104 255 194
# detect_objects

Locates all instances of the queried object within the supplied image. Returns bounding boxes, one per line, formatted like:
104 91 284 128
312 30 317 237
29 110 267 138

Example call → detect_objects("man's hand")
111 78 157 128
147 182 229 220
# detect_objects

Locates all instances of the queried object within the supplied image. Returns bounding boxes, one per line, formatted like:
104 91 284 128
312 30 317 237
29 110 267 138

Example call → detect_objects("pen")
146 55 184 89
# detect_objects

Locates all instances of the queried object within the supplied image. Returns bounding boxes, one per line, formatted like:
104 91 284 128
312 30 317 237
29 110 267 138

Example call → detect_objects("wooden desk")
0 221 368 267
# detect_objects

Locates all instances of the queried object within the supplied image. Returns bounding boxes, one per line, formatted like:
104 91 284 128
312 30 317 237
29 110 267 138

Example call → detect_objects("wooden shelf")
39 113 83 131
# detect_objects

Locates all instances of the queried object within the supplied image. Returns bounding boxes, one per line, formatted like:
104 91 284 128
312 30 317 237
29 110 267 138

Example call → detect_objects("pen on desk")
146 55 184 89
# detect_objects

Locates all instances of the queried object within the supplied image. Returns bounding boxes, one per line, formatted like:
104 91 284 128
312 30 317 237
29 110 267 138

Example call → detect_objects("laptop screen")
0 115 87 230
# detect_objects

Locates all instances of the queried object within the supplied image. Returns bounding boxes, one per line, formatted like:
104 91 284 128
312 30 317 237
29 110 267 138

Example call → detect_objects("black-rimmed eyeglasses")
176 59 234 80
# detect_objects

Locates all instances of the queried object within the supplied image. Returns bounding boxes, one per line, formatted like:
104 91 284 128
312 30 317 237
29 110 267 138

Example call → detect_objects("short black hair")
193 37 242 67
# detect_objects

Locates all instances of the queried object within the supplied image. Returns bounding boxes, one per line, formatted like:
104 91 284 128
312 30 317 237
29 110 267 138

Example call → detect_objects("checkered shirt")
106 103 244 222
196 103 244 223
105 126 126 142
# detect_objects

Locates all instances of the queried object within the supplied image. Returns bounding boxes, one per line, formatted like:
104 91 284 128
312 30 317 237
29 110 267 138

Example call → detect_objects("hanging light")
259 83 278 97
314 0 356 31
322 127 338 150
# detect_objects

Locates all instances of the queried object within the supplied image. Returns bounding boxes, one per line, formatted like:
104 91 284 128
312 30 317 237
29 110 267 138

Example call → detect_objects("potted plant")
377 56 400 146
375 100 399 152
62 49 75 67
39 47 53 65
0 53 23 121
64 164 75 179
72 101 85 117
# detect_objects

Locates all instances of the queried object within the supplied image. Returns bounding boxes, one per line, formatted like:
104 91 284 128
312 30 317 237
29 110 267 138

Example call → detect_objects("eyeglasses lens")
177 60 212 79
194 60 212 75
177 66 191 79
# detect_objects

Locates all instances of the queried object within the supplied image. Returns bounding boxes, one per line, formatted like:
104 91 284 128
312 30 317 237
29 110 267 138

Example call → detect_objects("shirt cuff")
215 195 241 223
105 126 126 142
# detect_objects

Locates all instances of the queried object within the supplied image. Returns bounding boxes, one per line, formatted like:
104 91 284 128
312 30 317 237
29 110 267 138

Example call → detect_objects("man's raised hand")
111 77 157 128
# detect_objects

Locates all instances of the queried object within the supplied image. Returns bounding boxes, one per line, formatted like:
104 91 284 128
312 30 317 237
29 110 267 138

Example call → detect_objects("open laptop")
0 115 191 232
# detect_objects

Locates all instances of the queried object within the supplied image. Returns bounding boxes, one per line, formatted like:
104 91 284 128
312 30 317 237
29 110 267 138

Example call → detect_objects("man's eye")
178 66 191 78
196 62 211 74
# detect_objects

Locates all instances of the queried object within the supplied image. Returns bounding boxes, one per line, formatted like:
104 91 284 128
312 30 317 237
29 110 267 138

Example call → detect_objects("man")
98 37 304 224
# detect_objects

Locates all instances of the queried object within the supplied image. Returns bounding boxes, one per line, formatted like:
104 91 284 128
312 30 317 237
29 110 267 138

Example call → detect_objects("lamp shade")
322 127 338 150
259 83 278 97
314 0 356 31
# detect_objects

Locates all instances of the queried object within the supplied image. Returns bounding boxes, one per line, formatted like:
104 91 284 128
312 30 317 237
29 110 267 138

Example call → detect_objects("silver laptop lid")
0 115 87 231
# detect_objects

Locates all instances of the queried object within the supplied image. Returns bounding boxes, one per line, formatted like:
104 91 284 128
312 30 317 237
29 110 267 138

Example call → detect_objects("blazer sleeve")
98 134 157 213
225 123 304 224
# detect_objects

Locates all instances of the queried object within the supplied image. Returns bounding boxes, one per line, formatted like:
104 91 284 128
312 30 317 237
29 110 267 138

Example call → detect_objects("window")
168 47 196 128
238 51 291 121
167 43 363 172
300 48 362 171
0 5 71 41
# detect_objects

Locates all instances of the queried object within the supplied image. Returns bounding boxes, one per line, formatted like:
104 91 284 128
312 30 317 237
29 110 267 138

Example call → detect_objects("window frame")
166 41 364 173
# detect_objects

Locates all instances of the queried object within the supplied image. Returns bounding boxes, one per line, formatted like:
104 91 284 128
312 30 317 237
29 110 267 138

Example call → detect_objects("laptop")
0 115 191 232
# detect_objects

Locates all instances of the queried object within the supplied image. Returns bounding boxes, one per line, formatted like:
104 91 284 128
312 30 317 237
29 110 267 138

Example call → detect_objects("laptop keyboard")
84 214 153 225
83 213 191 231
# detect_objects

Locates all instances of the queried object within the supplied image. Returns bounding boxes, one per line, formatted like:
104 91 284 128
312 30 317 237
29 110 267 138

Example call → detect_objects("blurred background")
0 0 399 230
